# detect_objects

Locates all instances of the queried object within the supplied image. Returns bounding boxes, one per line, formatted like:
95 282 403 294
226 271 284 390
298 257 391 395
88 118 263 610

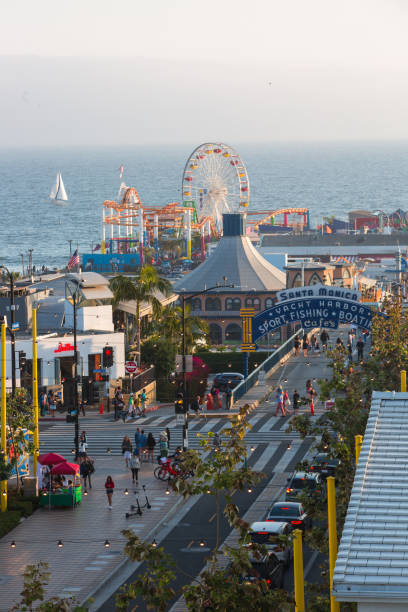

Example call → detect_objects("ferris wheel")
181 143 250 231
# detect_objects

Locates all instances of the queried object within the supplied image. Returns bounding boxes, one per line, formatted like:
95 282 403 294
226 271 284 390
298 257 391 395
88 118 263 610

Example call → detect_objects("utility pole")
20 253 25 277
28 249 33 277
68 240 73 256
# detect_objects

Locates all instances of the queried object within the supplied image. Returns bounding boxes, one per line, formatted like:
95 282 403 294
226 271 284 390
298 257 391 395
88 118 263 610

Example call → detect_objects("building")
173 213 286 345
333 391 408 611
285 260 357 289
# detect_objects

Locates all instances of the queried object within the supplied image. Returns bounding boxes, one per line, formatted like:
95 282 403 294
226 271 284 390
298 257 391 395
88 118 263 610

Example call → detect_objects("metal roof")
333 391 408 604
174 235 286 294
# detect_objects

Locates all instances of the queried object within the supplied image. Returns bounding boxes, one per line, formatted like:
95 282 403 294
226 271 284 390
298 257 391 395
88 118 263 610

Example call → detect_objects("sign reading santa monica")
252 284 373 342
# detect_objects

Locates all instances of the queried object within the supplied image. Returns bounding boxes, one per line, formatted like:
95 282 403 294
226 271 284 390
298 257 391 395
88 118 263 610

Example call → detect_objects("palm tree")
110 265 172 366
157 303 209 353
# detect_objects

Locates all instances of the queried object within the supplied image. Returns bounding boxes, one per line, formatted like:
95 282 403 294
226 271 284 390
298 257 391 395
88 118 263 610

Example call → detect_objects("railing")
231 329 304 403
121 366 155 394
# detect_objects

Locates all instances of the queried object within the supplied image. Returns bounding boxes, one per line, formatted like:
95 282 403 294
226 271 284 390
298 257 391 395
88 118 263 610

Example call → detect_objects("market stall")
39 458 82 508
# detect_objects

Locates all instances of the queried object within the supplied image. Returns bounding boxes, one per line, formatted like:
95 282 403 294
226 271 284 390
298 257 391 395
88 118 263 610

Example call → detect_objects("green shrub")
0 510 21 538
196 352 270 374
8 500 33 517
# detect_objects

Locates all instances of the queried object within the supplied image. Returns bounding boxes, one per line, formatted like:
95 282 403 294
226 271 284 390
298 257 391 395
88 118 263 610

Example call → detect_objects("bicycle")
154 458 193 481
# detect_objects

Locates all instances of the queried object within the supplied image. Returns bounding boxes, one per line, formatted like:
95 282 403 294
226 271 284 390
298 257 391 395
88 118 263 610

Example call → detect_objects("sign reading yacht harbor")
240 284 373 346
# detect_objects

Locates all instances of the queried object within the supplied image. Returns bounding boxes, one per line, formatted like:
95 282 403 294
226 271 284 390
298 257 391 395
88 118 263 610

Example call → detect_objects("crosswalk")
38 411 314 458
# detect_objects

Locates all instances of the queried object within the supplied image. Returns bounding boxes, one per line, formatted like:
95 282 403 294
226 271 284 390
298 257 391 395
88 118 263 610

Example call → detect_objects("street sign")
125 361 138 374
11 322 19 331
176 414 185 425
93 368 107 373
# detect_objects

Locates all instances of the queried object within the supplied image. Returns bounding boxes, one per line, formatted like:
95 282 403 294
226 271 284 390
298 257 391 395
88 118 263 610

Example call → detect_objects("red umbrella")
38 452 66 466
50 461 79 475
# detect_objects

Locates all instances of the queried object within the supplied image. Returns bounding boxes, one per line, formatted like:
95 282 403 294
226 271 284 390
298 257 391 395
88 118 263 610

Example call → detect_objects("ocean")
1 141 408 271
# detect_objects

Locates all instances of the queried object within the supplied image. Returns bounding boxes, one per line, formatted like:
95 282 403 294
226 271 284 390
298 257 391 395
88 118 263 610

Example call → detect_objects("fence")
121 366 155 394
231 329 304 403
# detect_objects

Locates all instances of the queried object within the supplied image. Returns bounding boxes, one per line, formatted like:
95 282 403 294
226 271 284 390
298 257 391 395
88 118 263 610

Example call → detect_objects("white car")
247 521 292 567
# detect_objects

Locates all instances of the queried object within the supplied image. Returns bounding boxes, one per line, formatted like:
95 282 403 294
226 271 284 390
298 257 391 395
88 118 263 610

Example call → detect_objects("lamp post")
65 281 82 458
0 266 16 396
179 280 233 450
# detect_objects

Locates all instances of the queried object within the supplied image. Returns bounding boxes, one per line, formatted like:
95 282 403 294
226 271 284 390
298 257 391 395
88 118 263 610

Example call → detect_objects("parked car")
285 471 325 501
234 551 284 589
266 501 312 531
310 453 340 478
247 521 292 567
213 372 244 391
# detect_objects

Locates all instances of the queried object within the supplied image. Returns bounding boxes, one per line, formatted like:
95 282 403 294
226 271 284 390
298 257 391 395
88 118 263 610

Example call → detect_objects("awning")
80 286 113 300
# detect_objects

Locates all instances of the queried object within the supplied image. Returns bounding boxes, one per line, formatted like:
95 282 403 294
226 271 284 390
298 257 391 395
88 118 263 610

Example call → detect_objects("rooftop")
333 391 408 604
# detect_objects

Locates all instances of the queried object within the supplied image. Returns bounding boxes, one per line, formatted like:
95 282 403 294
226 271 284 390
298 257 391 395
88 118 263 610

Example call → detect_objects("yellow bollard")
32 309 39 476
355 434 363 465
293 529 305 612
401 370 407 393
1 322 7 512
327 476 340 612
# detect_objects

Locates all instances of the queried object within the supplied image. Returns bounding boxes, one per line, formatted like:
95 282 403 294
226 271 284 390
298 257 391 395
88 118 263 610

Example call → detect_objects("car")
213 372 244 391
234 551 284 589
266 501 312 531
285 471 325 501
247 521 292 567
310 453 340 478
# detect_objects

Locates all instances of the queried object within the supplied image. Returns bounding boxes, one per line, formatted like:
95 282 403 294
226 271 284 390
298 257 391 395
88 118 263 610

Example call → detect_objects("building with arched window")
174 214 286 344
286 260 357 289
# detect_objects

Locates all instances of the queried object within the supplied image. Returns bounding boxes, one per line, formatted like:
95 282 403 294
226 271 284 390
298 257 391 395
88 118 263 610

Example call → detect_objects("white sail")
49 172 68 202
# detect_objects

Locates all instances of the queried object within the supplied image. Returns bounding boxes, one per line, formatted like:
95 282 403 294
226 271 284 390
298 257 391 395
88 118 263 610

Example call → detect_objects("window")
292 273 302 288
205 297 221 311
225 297 241 311
265 297 274 309
343 268 351 279
209 323 222 345
309 273 322 285
191 297 201 310
225 323 242 342
245 297 261 311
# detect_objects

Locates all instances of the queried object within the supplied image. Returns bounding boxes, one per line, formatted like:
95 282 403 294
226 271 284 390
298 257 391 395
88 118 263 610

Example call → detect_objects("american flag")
67 249 80 270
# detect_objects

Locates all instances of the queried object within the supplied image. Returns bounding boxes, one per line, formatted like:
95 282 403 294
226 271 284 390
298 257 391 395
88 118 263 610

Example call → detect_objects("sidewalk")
0 457 184 611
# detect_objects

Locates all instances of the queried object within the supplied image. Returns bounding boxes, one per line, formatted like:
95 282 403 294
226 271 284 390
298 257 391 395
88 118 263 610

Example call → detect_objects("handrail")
231 329 304 403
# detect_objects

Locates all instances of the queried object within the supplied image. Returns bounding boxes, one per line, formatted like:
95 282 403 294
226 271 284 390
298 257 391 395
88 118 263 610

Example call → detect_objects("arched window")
252 298 261 311
205 297 221 311
343 267 351 279
265 297 274 309
209 323 222 345
232 297 241 310
292 273 302 288
191 297 201 310
309 273 322 285
225 323 242 342
225 298 233 311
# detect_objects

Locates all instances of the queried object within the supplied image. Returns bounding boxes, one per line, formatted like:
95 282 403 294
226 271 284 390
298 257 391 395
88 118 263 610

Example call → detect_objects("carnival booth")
38 454 82 508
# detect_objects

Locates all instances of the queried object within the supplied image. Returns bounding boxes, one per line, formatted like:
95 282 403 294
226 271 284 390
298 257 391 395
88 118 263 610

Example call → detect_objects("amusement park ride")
99 142 309 265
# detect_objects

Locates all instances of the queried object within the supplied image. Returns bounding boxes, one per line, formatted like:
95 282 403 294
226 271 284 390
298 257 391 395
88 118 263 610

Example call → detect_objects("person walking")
128 393 135 417
135 394 142 417
206 393 214 411
122 435 133 468
105 475 115 509
225 387 232 411
310 335 317 351
80 456 92 489
294 335 301 357
347 341 353 362
357 337 364 362
275 387 285 417
302 335 309 357
134 427 141 453
320 330 329 350
293 389 300 414
129 451 141 485
39 391 48 417
146 432 156 462
165 427 171 452
190 394 201 414
140 388 147 416
138 429 147 460
159 431 168 459
78 431 88 463
306 379 314 402
283 389 291 414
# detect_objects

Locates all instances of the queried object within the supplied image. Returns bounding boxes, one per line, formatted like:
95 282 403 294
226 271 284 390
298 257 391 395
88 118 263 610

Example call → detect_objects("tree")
110 266 172 366
5 389 35 494
10 561 87 612
286 296 408 609
156 303 209 353
117 406 293 611
140 335 177 380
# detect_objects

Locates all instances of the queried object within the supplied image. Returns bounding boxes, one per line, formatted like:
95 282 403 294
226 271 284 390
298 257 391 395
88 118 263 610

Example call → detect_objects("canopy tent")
50 461 79 475
38 452 66 466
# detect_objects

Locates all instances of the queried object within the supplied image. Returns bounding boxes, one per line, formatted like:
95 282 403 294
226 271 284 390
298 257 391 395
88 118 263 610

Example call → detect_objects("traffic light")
174 394 186 414
103 346 114 368
19 351 27 371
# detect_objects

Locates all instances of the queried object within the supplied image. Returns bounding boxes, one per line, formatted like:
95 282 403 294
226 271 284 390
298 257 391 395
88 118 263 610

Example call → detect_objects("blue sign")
11 322 19 331
252 297 374 342
93 368 107 373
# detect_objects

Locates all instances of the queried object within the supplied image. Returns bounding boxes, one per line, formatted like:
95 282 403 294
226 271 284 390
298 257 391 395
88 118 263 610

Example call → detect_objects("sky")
1 0 408 146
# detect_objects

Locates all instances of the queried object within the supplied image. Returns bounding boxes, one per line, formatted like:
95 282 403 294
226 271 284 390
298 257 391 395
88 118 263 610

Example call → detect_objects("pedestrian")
190 394 201 414
140 388 147 416
146 432 156 462
80 456 92 489
128 393 135 417
213 432 220 450
165 427 171 451
135 394 142 416
78 431 88 462
347 341 353 361
159 431 168 458
48 391 56 418
348 330 354 347
129 451 141 484
225 387 232 411
294 335 301 357
39 391 48 417
283 389 291 413
138 429 147 460
306 379 314 401
105 475 115 509
293 389 300 414
206 393 214 411
302 335 309 357
275 387 285 417
79 398 86 416
134 427 141 451
122 435 133 468
310 335 317 350
211 384 221 408
310 398 315 416
357 337 364 362
320 330 329 350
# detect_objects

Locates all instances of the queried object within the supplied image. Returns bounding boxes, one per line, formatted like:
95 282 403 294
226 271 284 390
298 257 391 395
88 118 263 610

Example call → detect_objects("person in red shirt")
105 475 115 509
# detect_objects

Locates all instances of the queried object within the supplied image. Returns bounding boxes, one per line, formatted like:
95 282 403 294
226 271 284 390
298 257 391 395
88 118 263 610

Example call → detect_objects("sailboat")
49 172 68 205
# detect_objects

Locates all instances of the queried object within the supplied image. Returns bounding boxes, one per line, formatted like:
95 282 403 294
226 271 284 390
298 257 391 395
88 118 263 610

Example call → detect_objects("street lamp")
179 280 233 449
65 280 84 458
0 265 16 396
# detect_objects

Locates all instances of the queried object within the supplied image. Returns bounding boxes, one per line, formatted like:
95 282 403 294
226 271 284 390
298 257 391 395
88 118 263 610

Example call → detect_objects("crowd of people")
113 386 148 421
